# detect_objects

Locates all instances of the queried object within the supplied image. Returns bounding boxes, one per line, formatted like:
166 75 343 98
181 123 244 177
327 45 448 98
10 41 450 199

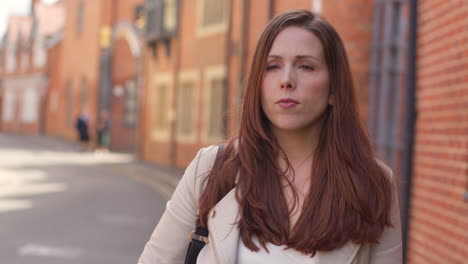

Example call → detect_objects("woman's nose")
280 65 296 89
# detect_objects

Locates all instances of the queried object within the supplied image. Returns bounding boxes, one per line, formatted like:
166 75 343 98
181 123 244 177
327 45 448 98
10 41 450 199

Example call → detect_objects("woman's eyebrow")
267 54 321 62
296 55 321 62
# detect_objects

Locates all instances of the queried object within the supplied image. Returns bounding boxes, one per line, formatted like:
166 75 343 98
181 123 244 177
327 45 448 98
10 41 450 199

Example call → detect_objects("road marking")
17 243 83 259
0 199 32 212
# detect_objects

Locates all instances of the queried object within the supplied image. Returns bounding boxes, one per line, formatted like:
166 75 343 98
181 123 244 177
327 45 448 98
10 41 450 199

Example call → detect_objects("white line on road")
17 243 84 259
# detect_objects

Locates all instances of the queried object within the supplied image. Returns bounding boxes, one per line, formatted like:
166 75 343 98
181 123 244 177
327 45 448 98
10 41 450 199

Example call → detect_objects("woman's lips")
276 98 299 109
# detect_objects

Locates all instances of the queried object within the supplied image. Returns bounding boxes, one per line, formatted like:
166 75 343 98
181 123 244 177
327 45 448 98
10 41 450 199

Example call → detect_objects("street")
0 133 168 264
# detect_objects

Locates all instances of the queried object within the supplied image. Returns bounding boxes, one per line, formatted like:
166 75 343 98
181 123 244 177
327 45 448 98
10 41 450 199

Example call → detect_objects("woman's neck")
273 125 321 165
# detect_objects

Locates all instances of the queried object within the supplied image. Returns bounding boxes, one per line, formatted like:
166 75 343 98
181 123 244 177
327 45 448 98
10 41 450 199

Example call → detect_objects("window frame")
151 73 173 141
176 70 199 143
202 65 227 143
196 0 230 37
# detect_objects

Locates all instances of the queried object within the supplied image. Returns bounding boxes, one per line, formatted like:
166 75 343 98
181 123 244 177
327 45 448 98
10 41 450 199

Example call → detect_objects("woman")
139 9 402 264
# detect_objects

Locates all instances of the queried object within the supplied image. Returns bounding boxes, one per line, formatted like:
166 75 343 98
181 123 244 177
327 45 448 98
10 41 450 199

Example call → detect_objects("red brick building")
0 1 64 135
43 33 63 136
44 0 144 151
102 0 144 152
48 0 106 141
140 0 375 168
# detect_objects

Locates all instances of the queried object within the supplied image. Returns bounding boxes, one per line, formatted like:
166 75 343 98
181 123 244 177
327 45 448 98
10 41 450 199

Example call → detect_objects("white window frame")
202 65 227 143
151 73 173 141
6 45 17 73
196 0 230 38
21 88 38 123
176 70 199 143
2 89 15 122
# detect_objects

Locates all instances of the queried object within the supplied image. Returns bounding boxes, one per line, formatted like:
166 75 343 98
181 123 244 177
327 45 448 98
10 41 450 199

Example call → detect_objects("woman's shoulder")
181 144 222 183
374 158 394 179
193 144 222 178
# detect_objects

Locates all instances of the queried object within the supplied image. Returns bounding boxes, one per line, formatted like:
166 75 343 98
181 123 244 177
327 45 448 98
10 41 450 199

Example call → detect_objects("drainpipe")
170 0 182 167
224 0 232 138
237 0 249 128
401 0 417 262
268 0 275 19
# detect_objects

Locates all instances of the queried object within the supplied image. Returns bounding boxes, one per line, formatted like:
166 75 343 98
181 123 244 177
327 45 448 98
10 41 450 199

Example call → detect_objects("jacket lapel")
207 188 240 264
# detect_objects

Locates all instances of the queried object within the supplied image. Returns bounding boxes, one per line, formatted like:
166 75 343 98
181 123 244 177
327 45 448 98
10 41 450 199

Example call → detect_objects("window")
152 74 172 140
163 0 177 33
2 89 15 122
76 2 85 34
203 65 227 142
176 82 194 137
202 0 226 27
21 89 38 123
154 85 169 131
6 45 17 73
124 80 137 126
207 78 226 139
197 0 228 36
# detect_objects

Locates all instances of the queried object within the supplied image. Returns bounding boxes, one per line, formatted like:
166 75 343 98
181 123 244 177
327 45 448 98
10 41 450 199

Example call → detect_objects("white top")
237 238 317 264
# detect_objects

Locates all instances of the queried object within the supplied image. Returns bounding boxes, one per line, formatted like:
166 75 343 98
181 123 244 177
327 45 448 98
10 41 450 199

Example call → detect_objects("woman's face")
261 26 331 134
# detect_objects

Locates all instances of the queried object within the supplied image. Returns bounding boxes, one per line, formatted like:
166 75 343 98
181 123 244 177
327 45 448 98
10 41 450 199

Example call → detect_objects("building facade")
0 0 64 135
140 0 375 168
43 0 144 151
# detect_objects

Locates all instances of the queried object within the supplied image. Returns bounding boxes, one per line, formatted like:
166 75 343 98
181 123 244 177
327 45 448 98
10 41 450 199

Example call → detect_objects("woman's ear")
328 94 334 106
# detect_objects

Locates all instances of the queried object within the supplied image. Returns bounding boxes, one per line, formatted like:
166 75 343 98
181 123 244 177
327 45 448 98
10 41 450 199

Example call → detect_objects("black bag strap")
184 143 226 264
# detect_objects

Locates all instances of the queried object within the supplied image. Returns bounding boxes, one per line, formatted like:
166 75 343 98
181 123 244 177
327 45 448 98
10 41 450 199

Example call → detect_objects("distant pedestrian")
96 110 110 151
75 110 91 151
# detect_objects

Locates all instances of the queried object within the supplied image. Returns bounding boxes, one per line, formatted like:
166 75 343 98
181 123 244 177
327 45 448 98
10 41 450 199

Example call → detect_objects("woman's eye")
266 65 280 71
300 65 314 70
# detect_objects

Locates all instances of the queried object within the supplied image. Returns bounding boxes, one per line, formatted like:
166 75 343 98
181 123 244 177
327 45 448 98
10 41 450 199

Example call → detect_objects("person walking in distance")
75 110 91 151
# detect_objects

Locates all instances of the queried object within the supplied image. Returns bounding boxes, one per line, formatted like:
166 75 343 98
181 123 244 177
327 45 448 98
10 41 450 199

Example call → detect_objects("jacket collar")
208 187 361 264
208 188 240 264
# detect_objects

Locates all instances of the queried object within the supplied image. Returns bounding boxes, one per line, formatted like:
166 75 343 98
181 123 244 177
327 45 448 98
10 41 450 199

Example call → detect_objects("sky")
0 0 58 38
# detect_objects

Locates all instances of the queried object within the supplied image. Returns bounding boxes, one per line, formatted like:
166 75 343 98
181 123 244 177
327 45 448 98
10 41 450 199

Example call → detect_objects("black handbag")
184 143 226 264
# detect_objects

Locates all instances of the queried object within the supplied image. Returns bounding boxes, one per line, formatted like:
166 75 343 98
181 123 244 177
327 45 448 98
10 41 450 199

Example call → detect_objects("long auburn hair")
197 9 394 256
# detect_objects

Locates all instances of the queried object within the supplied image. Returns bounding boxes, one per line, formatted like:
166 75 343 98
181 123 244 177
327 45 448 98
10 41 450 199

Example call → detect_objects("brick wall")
140 0 376 168
408 1 468 263
57 0 104 140
44 41 63 137
322 0 375 123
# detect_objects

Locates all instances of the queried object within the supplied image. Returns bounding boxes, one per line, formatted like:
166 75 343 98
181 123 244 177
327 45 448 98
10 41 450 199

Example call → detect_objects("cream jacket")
138 145 403 264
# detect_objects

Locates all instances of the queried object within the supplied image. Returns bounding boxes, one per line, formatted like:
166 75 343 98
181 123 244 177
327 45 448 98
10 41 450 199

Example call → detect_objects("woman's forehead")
268 26 324 59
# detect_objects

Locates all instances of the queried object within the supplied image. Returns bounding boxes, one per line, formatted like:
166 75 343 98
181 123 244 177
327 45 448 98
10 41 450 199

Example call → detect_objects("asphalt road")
0 133 167 264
